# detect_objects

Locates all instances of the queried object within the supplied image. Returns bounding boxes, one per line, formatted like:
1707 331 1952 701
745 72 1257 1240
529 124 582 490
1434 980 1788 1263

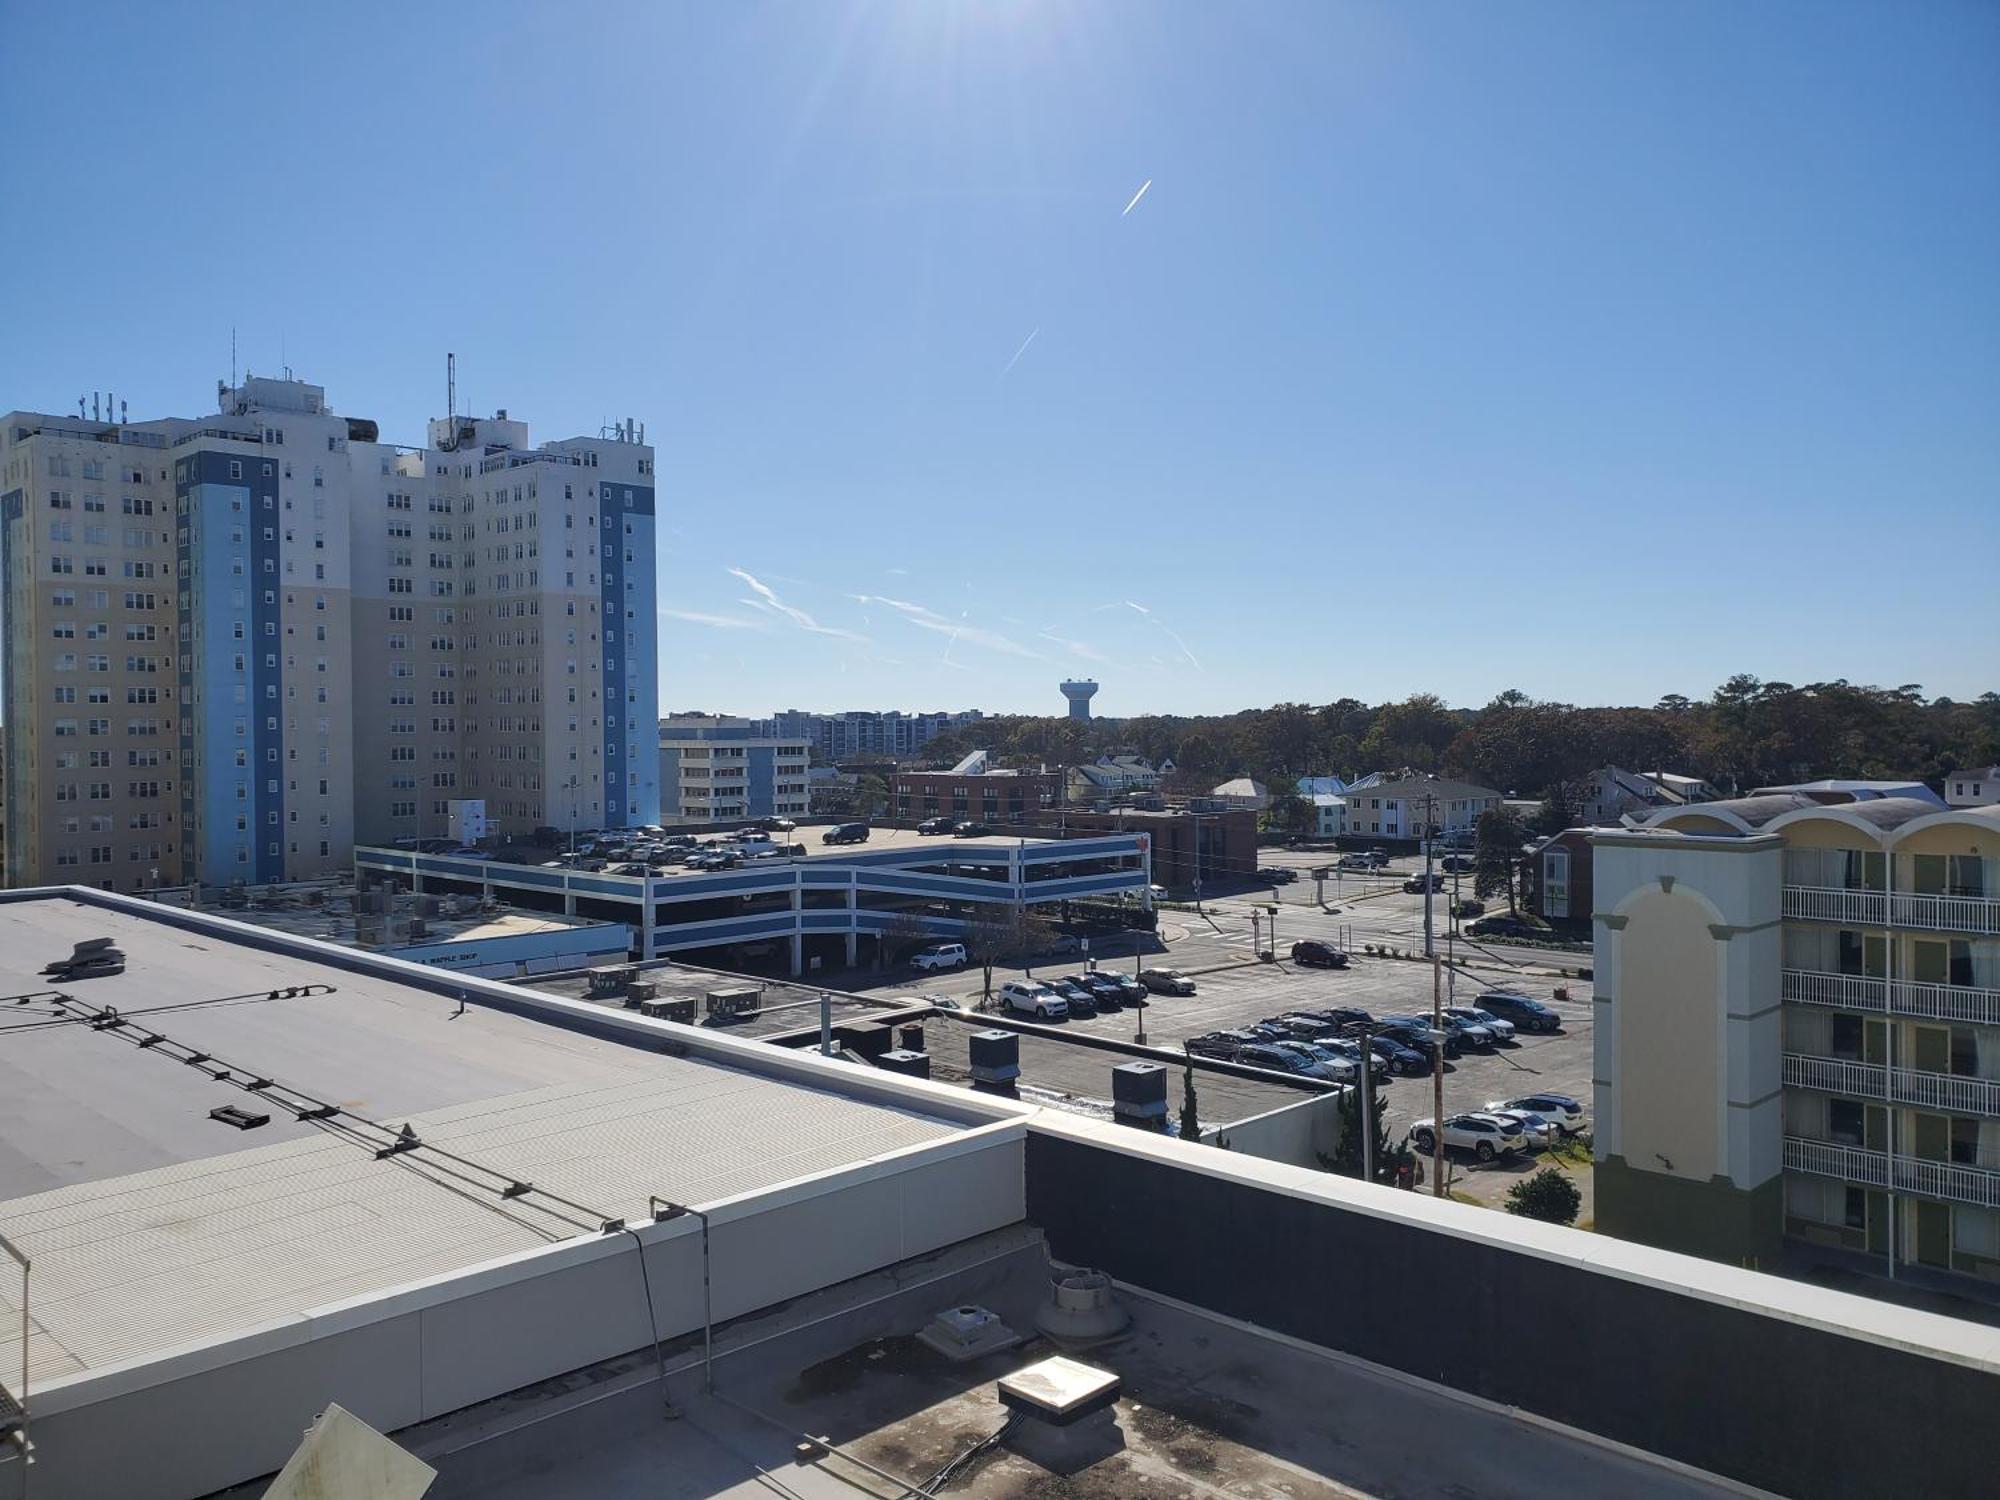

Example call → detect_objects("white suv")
1410 1112 1528 1162
999 981 1068 1020
911 942 967 972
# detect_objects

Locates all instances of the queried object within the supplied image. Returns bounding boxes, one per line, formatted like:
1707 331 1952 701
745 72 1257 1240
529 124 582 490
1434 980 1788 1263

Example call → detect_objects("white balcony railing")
1781 968 2000 1027
1785 1136 2000 1210
1783 1051 2000 1118
1783 885 2000 935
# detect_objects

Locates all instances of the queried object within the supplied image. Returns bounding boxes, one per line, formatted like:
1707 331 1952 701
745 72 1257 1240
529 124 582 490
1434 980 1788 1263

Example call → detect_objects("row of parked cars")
1183 989 1566 1081
993 966 1199 1020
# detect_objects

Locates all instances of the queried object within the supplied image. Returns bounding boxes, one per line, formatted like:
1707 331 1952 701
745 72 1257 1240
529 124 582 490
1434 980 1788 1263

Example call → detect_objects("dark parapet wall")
1024 1120 2000 1500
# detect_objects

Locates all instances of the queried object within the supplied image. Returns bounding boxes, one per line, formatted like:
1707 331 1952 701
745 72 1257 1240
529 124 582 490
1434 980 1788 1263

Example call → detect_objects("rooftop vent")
916 1304 1020 1363
998 1355 1125 1474
1033 1268 1130 1347
209 1105 271 1131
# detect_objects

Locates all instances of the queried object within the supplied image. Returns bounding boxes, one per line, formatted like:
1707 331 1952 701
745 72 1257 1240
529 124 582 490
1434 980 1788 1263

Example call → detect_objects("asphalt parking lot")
867 912 1596 1170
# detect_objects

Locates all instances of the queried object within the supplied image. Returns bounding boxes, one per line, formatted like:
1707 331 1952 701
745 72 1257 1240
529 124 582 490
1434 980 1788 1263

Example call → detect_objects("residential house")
1209 777 1272 813
1947 768 2000 809
1575 767 1687 826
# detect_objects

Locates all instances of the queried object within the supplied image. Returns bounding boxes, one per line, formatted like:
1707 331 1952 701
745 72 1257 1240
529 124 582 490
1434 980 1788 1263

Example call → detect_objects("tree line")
911 677 2000 812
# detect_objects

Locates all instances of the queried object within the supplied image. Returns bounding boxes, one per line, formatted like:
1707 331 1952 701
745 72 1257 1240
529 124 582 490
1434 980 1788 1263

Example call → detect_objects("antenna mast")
447 352 456 427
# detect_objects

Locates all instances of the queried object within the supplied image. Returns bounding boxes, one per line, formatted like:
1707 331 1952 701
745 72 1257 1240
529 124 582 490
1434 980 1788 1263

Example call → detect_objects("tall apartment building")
1591 792 2000 1286
658 717 810 824
755 708 982 762
2 375 658 892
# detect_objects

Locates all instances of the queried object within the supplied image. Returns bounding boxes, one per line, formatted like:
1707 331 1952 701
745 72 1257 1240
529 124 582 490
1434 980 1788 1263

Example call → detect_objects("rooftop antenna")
231 326 238 388
447 352 456 427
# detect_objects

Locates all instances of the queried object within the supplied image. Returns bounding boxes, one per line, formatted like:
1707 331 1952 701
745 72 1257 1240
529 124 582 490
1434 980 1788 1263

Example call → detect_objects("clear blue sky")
7 2 1996 717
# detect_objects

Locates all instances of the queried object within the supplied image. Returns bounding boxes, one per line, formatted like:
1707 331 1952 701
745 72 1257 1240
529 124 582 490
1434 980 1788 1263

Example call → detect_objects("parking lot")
865 892 1595 1198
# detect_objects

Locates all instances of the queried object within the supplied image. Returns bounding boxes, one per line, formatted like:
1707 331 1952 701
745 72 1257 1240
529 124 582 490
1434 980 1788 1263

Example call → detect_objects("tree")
962 902 1057 1006
1325 1082 1406 1183
1530 779 1577 838
1473 807 1528 913
1504 1166 1582 1225
852 773 890 818
878 909 933 967
1263 791 1314 838
1178 1067 1203 1142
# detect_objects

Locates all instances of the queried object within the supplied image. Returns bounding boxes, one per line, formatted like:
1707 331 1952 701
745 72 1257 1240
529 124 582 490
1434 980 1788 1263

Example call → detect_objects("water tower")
1060 679 1099 720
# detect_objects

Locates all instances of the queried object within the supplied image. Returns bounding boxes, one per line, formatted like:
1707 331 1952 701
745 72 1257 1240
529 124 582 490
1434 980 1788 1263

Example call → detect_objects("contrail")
1122 178 1153 216
1001 328 1040 378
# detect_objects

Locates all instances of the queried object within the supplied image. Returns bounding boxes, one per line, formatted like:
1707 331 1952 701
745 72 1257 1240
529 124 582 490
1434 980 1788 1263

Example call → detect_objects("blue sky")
6 2 1995 716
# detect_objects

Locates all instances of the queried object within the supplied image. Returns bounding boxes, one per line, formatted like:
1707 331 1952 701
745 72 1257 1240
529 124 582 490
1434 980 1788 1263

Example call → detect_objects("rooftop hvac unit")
406 918 428 939
705 985 761 1021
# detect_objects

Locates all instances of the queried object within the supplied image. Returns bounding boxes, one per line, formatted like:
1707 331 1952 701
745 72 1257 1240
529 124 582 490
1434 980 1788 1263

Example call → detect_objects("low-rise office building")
1591 793 2000 1286
658 716 810 824
1059 806 1257 893
891 757 1061 825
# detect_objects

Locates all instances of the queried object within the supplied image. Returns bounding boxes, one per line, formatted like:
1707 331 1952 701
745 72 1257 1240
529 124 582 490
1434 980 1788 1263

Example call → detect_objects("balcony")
1784 1135 2000 1210
1783 885 2000 935
1782 968 2000 1026
1783 1051 2000 1119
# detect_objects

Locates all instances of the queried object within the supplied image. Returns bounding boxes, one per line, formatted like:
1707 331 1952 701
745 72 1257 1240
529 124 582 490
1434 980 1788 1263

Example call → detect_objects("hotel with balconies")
1590 790 2000 1289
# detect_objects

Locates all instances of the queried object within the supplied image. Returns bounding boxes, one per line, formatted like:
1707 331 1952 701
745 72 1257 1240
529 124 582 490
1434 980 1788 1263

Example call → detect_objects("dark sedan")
1474 990 1563 1033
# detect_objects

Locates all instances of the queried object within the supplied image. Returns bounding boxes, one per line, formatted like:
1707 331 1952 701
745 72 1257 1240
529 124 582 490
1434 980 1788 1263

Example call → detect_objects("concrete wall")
1024 1114 2000 1500
1201 1091 1343 1169
24 1117 1027 1500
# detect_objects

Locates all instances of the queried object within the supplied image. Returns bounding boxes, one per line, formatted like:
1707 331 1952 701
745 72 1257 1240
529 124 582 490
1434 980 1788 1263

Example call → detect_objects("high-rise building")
1 375 658 892
1591 791 2000 1282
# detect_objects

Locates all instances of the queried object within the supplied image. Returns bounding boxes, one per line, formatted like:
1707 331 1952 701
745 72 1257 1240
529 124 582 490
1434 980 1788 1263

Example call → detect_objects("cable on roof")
46 995 617 1238
0 983 339 1036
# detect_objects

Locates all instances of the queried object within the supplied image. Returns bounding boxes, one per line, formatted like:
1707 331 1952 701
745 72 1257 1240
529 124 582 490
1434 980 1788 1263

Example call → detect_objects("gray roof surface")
0 897 964 1386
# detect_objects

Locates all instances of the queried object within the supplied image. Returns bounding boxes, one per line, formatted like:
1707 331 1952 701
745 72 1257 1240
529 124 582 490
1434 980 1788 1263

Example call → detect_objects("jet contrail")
1001 328 1040 378
1122 178 1153 216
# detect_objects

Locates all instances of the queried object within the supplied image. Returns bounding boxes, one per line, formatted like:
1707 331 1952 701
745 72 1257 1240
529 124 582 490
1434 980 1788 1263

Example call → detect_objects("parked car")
1064 973 1125 1010
1146 884 1171 901
1303 1006 1374 1029
910 942 968 972
1138 968 1197 996
952 821 994 838
1185 1029 1261 1059
821 823 870 845
1485 1092 1586 1135
916 817 956 835
1482 1108 1563 1147
1410 1112 1529 1162
998 981 1068 1020
1092 971 1148 1005
1466 913 1540 940
1473 991 1563 1033
757 817 797 833
1258 866 1299 884
1265 1041 1349 1082
1450 898 1486 919
1290 939 1350 969
605 861 652 877
1435 1012 1498 1050
1311 1037 1385 1083
1446 1006 1516 1045
1236 1043 1328 1079
1044 979 1098 1018
1440 854 1476 873
1379 1015 1457 1061
1403 873 1445 894
1358 1033 1430 1076
1271 1013 1340 1040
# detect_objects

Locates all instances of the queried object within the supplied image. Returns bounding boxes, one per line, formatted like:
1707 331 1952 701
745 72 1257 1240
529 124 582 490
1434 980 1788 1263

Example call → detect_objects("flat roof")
0 895 969 1387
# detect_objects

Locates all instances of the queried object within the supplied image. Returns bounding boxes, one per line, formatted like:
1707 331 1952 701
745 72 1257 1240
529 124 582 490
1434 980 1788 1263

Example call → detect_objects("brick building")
891 767 1061 825
1059 806 1257 893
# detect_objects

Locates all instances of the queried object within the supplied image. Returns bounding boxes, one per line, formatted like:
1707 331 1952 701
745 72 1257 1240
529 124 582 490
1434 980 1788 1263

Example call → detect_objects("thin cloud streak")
1037 629 1119 668
1126 599 1202 670
1122 178 1153 216
854 594 1044 660
659 607 766 631
727 567 868 641
1001 327 1040 379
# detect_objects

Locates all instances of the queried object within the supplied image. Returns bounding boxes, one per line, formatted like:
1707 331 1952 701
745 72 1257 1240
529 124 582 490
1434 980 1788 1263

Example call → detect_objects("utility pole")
1358 1024 1375 1186
1432 951 1445 1197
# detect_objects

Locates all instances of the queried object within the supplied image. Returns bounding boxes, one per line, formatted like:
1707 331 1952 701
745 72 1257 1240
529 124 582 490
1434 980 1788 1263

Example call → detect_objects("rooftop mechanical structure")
1060 679 1099 720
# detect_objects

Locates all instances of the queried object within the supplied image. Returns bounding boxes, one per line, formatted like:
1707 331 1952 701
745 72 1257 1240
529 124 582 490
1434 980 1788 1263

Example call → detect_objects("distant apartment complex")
658 716 810 824
754 707 981 762
1592 792 2000 1285
1341 775 1503 841
1 376 659 891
